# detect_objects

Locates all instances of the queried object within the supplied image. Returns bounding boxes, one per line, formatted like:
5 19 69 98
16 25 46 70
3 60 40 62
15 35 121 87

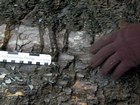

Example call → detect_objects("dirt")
0 0 140 105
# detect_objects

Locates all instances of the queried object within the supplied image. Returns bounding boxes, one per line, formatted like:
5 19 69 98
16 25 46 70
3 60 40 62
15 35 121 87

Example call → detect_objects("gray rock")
56 29 66 51
58 53 74 68
64 87 72 95
0 68 9 79
68 31 92 54
42 28 52 53
5 79 12 84
7 25 52 53
0 24 6 47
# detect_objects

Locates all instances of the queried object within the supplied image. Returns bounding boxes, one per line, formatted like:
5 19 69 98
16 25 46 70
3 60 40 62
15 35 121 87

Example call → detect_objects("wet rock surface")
0 0 140 105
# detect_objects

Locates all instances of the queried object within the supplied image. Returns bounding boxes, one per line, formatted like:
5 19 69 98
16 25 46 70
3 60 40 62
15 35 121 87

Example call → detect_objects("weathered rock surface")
0 24 140 105
7 25 52 53
68 31 92 54
0 24 6 48
0 0 140 105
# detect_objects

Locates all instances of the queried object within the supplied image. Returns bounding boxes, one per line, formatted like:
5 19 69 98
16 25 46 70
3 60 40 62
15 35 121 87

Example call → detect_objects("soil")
0 0 140 105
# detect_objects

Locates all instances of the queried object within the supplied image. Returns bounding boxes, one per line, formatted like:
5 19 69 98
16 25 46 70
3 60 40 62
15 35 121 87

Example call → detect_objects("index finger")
90 32 116 54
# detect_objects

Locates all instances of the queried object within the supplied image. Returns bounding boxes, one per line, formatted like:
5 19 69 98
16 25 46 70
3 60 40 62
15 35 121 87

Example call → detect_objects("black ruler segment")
29 53 39 56
8 51 18 55
28 61 32 64
11 60 15 63
20 61 24 64
36 62 40 65
3 59 7 62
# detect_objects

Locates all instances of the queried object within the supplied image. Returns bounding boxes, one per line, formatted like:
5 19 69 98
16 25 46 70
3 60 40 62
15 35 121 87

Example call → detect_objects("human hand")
90 20 140 79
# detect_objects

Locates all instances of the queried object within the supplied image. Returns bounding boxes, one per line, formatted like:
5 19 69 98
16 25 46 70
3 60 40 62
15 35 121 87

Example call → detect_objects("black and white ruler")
0 51 51 65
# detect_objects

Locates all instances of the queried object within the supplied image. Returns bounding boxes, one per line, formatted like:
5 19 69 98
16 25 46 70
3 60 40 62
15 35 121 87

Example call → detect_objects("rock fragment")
42 28 52 53
57 96 66 103
75 54 92 69
68 31 92 54
7 25 52 53
7 25 40 52
5 79 12 84
72 80 97 95
10 66 16 71
0 68 9 79
56 29 66 51
64 87 72 95
6 25 19 51
76 73 84 79
0 24 6 48
58 53 74 69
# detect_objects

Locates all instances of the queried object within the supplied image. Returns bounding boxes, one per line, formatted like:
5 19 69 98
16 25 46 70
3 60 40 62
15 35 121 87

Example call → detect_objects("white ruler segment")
0 51 51 65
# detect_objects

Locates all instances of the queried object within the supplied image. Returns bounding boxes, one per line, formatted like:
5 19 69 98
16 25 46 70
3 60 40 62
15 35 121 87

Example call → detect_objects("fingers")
99 53 121 75
90 43 115 68
111 60 132 79
90 33 116 54
111 64 129 79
